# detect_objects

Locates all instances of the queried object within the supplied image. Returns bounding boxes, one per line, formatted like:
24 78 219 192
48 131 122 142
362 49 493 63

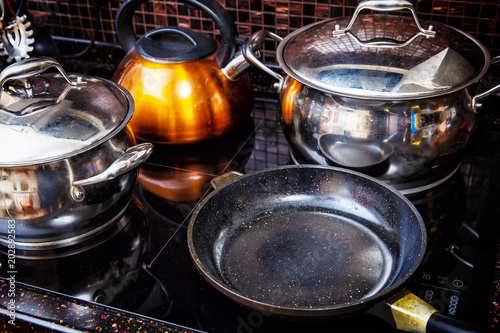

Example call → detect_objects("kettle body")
113 0 256 144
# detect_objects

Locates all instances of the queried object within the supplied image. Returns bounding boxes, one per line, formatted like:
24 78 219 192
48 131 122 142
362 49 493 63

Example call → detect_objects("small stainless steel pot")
0 57 153 249
249 0 500 193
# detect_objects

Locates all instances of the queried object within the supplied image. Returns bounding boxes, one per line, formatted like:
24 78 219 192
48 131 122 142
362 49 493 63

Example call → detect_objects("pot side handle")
71 143 153 201
243 30 285 92
472 55 500 112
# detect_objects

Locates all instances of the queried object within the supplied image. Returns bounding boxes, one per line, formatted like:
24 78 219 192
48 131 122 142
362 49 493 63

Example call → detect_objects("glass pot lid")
276 0 490 100
0 57 134 166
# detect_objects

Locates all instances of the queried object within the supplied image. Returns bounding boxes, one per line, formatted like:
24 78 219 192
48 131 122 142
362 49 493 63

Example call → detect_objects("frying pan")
187 165 494 332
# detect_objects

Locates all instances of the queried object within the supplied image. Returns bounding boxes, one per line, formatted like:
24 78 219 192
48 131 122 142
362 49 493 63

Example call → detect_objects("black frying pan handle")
427 313 496 333
115 0 237 68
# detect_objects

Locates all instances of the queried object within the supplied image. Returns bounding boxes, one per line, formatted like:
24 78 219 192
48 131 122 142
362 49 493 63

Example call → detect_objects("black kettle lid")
136 26 218 63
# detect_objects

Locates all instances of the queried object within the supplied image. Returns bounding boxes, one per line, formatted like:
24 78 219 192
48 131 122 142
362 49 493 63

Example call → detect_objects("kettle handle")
115 0 237 68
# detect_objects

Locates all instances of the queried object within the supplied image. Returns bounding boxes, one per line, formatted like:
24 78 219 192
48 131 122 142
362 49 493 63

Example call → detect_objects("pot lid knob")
332 0 436 44
0 56 87 97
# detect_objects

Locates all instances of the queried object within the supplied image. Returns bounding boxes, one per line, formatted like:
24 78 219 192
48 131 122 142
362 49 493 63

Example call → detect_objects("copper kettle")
112 0 263 144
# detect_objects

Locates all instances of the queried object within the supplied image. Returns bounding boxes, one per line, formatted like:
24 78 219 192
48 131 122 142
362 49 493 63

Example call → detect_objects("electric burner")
289 149 463 196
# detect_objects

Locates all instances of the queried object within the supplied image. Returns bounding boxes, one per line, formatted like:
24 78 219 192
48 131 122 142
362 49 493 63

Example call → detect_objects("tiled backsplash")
26 0 500 67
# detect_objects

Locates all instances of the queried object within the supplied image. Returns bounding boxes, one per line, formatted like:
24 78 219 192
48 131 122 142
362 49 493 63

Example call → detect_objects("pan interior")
218 208 395 308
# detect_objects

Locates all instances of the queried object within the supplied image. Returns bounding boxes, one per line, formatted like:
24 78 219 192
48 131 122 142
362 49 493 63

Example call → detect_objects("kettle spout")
222 31 267 81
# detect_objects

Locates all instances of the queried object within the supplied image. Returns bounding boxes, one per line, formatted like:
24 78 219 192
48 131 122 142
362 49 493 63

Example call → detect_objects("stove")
1 94 499 332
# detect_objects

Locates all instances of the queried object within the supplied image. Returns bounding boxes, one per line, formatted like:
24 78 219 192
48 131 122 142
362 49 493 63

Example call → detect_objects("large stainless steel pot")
0 57 153 249
249 0 500 193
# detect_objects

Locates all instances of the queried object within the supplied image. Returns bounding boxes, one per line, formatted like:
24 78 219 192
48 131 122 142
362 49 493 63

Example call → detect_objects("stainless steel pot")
0 57 153 249
249 0 500 193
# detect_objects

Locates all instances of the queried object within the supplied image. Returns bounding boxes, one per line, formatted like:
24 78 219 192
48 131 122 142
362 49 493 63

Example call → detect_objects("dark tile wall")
19 0 499 82
26 0 499 62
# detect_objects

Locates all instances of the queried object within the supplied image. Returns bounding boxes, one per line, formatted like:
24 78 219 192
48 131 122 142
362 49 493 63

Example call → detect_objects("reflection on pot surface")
138 118 255 202
282 81 474 190
318 133 394 176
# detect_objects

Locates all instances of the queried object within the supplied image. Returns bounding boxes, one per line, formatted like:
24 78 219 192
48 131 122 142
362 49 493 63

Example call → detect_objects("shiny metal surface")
332 0 436 42
0 127 143 247
280 77 475 189
113 49 254 144
0 58 152 247
0 56 87 92
113 0 256 144
318 133 394 170
0 57 133 165
72 143 153 188
248 1 499 189
277 4 488 100
223 31 266 81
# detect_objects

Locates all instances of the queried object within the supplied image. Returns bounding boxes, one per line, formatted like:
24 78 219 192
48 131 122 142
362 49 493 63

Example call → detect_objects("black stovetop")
1 94 499 332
